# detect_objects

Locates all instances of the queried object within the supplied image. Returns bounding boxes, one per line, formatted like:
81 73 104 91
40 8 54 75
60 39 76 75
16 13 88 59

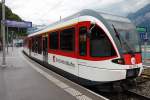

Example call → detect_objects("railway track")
125 75 150 100
94 82 150 100
137 68 150 84
135 74 150 85
126 90 150 100
90 89 146 100
114 71 150 100
89 69 150 100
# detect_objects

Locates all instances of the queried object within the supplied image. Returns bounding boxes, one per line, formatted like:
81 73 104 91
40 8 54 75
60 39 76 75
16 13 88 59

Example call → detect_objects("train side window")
35 38 38 53
49 32 58 49
79 27 87 56
37 36 42 54
60 28 75 51
32 38 35 52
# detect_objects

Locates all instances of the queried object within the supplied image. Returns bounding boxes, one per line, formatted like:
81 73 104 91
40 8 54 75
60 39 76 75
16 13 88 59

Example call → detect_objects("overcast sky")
4 0 150 25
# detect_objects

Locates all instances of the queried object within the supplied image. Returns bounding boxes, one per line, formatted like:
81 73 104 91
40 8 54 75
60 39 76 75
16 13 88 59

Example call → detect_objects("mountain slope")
0 3 22 21
128 4 150 45
0 3 24 42
128 4 150 32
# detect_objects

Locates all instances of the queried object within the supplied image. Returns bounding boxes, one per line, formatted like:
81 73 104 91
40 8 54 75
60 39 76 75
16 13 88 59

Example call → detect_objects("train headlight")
131 57 136 65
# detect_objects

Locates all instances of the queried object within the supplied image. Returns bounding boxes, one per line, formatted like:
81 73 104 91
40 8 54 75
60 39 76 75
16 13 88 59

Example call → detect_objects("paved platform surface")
0 48 107 100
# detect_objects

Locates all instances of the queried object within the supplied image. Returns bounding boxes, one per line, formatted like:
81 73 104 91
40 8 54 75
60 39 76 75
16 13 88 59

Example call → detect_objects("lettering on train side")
53 56 75 67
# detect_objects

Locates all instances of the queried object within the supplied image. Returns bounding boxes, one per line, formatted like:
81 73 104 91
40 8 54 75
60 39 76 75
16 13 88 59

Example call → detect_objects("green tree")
0 3 27 43
0 3 22 21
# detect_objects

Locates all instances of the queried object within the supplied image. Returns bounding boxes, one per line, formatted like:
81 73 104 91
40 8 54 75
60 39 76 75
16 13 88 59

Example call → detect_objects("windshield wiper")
112 24 122 46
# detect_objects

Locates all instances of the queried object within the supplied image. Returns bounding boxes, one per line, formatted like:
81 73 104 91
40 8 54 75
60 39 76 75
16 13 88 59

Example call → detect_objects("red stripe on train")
48 50 117 61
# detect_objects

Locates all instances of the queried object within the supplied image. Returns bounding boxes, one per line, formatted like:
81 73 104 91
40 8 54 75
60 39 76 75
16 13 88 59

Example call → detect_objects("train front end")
98 12 143 81
78 10 143 84
109 21 143 79
101 13 143 79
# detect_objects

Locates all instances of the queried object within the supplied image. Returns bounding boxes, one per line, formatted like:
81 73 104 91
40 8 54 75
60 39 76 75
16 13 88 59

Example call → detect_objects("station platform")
0 48 107 100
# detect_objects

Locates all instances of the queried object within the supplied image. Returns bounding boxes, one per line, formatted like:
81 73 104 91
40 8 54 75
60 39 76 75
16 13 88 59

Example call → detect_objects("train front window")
110 22 141 54
117 29 141 53
90 25 116 57
103 17 141 54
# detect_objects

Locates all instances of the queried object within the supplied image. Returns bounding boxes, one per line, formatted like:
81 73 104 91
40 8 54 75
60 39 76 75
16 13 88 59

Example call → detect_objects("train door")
77 22 90 77
42 36 48 63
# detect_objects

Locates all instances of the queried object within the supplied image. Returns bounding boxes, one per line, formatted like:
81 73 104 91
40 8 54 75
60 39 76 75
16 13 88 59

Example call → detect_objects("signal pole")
1 0 7 67
6 26 8 53
11 31 14 51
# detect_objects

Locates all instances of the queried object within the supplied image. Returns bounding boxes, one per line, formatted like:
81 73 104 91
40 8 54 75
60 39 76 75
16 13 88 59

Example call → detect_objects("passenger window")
37 36 42 54
60 28 75 51
79 27 87 56
32 38 35 52
49 32 58 49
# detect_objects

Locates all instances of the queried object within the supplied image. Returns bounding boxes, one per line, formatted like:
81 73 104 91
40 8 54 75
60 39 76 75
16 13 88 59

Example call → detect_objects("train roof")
28 9 133 37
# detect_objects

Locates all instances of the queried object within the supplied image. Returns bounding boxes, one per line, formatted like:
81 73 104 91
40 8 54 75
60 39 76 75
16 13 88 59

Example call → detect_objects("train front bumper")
126 68 140 78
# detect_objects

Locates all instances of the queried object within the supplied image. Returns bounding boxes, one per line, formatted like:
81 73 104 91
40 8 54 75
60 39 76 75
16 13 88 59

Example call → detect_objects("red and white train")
23 9 143 85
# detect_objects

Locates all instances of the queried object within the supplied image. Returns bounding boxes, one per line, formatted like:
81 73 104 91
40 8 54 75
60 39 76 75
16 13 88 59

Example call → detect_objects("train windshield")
109 21 141 54
115 28 140 53
100 13 141 54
